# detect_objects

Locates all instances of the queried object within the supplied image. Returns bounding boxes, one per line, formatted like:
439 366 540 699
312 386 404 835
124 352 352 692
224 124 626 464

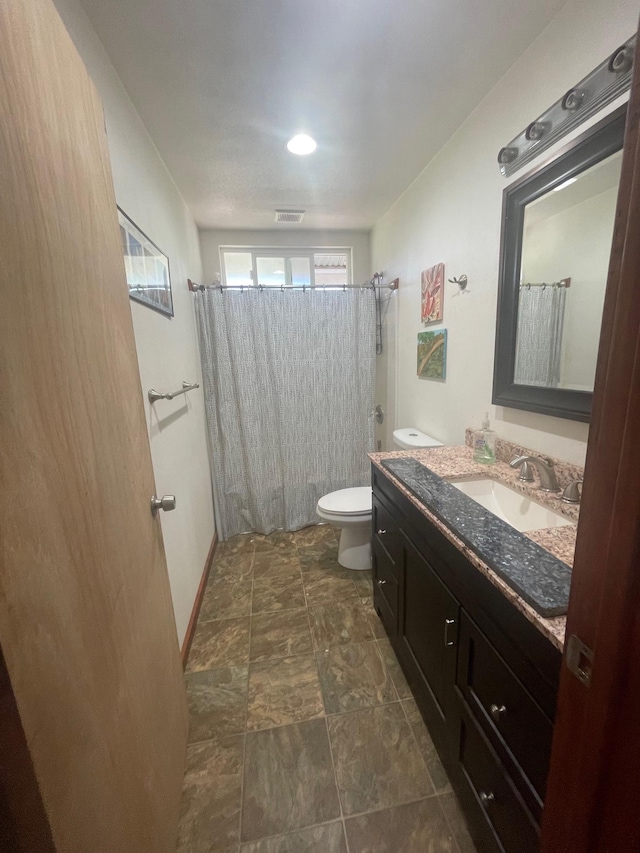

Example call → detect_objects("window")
220 248 351 288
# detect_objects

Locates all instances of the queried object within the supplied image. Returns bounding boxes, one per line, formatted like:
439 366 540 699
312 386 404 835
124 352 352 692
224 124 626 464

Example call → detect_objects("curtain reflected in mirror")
514 150 622 392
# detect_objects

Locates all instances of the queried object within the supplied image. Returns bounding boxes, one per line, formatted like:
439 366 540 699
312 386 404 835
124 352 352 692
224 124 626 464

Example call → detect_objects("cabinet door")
399 533 460 725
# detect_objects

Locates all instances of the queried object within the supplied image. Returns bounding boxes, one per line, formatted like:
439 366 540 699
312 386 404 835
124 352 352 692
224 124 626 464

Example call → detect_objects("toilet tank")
393 428 443 450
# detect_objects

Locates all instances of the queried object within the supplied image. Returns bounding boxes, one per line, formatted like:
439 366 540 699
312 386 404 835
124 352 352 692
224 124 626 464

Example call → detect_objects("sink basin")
447 477 575 533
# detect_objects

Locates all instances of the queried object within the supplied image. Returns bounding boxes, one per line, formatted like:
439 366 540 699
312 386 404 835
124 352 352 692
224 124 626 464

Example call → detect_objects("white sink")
447 477 575 533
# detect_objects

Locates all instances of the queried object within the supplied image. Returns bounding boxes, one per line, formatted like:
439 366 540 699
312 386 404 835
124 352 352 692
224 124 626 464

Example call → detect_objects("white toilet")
316 428 443 571
316 486 372 571
392 427 443 450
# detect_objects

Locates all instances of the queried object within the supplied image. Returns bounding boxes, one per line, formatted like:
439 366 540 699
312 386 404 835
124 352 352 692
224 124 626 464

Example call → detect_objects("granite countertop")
369 446 577 650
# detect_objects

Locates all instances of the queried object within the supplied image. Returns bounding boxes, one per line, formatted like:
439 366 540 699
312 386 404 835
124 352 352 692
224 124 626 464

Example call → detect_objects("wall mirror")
493 106 626 422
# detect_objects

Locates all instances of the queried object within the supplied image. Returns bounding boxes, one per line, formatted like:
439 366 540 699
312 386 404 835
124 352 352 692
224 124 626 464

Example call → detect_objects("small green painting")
417 329 447 379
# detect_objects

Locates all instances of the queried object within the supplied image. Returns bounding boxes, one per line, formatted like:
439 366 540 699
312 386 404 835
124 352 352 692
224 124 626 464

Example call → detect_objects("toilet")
316 428 443 571
316 486 372 571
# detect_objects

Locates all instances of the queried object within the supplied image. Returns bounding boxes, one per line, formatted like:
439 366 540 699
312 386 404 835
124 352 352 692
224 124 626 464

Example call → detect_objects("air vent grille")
274 209 305 223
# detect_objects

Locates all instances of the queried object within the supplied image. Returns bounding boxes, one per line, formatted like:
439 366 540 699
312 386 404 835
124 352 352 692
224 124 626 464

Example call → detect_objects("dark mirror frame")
492 105 627 423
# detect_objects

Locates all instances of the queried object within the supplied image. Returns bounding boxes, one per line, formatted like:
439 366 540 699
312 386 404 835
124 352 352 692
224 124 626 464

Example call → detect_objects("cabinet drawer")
458 704 539 853
372 495 401 574
372 539 398 617
457 612 553 806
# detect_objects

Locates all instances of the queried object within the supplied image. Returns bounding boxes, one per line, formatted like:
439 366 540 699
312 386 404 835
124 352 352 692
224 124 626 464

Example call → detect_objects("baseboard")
181 532 218 669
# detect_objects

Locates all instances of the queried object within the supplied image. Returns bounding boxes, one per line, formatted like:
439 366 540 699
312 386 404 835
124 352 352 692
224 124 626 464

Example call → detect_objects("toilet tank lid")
393 428 443 448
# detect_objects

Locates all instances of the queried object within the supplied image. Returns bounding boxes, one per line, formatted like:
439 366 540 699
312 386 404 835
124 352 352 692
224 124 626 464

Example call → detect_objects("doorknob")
151 495 176 515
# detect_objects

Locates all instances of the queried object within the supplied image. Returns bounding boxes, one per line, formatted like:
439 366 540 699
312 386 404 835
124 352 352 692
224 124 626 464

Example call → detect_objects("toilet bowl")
316 486 372 571
316 430 442 571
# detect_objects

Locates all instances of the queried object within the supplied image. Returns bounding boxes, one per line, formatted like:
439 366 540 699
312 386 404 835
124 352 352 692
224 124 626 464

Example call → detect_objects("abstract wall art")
421 262 444 324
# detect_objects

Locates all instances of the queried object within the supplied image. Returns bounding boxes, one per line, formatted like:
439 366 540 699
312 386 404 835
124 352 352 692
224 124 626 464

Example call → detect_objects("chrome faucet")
509 455 560 492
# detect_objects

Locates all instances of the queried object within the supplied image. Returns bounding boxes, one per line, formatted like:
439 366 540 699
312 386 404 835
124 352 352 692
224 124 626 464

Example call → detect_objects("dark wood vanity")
371 464 562 853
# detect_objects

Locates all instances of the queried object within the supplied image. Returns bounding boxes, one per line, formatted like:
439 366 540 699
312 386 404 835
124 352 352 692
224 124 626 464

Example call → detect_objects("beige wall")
200 229 371 285
54 0 215 645
372 0 638 465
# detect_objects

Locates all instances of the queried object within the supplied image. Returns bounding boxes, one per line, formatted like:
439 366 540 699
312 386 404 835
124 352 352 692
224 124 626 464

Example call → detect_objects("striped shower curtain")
195 288 376 539
514 286 567 387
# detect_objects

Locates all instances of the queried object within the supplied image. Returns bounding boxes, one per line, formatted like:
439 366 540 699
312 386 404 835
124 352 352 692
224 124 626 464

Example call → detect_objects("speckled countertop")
369 446 578 651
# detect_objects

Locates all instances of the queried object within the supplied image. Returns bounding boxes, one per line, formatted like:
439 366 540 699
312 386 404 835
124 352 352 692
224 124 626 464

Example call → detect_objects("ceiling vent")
274 209 305 224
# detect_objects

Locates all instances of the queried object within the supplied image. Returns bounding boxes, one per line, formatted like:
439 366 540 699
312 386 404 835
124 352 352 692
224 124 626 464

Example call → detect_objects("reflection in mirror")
514 151 623 392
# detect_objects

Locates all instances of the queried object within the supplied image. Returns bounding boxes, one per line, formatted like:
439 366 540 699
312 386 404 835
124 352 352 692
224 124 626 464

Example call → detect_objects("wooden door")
0 1 188 851
399 534 460 727
540 22 640 852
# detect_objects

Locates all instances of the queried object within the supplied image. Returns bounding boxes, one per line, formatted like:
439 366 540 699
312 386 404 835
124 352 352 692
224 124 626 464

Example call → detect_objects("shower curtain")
514 286 567 387
195 288 376 539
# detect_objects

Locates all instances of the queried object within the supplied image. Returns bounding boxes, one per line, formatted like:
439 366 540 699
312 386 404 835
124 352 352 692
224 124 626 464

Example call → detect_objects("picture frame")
417 329 447 379
118 207 173 318
421 263 444 324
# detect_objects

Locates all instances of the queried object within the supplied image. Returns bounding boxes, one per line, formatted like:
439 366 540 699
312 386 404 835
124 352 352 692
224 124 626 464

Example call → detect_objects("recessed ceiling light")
553 177 578 192
286 134 317 156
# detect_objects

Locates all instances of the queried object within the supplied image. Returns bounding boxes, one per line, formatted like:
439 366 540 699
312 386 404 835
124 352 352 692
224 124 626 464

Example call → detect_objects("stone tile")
402 699 452 794
241 719 341 842
253 551 301 581
362 599 387 639
252 572 306 614
298 548 345 574
352 570 374 599
240 821 347 853
250 609 313 662
344 797 456 853
187 617 251 672
308 600 374 650
327 704 433 815
293 524 339 548
252 530 297 554
185 665 248 744
247 655 324 731
217 534 255 559
377 638 412 699
439 791 478 853
199 577 253 622
210 551 254 584
301 565 359 606
177 735 244 853
317 640 397 714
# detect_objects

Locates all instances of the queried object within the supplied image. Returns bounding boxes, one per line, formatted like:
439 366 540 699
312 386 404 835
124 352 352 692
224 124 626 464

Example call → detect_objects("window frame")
219 246 353 288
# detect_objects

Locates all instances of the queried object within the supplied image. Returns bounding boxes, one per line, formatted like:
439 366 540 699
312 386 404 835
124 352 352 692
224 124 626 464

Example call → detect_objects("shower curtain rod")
519 277 571 289
187 275 399 293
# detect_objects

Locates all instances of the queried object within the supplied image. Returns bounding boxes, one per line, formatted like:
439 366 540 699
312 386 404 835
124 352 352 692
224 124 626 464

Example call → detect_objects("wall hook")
448 275 470 295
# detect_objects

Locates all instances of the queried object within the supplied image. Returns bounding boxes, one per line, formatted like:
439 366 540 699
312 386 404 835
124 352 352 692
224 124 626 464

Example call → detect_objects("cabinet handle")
479 791 495 808
377 528 387 535
489 703 507 723
444 617 457 648
377 579 387 586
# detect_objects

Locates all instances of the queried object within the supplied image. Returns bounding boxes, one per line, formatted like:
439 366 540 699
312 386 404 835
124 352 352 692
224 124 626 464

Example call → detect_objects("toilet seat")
317 487 372 517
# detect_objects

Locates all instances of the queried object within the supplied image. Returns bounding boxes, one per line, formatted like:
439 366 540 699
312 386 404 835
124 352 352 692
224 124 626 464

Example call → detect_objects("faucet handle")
562 479 583 504
510 455 534 482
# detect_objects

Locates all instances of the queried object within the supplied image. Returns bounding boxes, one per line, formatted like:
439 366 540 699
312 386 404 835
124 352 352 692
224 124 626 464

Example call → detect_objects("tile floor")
178 525 477 853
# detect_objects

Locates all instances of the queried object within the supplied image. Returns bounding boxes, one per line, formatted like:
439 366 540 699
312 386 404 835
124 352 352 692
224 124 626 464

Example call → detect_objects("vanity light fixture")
497 35 636 177
286 134 317 155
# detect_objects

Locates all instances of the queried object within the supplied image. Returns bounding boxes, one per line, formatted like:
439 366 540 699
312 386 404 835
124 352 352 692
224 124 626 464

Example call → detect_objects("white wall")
372 0 639 466
522 186 618 391
54 0 215 645
200 229 371 285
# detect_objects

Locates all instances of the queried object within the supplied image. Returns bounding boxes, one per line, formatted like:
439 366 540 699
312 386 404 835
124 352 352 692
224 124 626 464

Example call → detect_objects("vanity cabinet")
371 465 562 853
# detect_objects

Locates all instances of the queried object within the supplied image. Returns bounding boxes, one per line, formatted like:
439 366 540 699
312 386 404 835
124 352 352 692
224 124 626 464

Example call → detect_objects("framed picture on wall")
118 207 174 318
421 262 444 324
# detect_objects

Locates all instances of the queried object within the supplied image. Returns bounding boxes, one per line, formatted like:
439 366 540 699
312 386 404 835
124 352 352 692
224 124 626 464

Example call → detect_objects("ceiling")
81 0 568 231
